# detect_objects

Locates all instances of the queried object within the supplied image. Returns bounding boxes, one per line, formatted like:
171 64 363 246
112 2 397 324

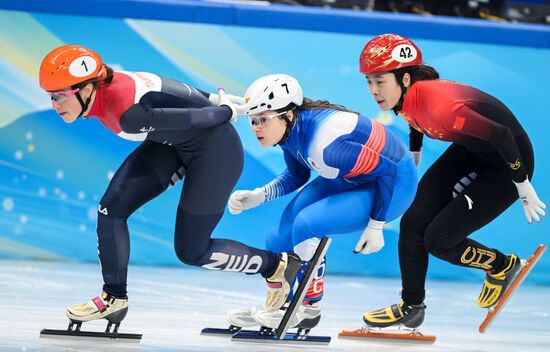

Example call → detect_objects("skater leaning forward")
38 45 303 326
358 34 546 329
225 74 418 329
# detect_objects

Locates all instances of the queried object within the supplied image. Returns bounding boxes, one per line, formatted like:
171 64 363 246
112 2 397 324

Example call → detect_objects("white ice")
0 260 548 352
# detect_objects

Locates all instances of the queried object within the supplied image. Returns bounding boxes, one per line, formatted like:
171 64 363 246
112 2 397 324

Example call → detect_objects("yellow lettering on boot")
461 247 496 269
461 246 477 265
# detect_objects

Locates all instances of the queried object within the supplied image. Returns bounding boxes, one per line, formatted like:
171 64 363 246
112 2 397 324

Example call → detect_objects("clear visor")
47 88 80 103
248 110 288 127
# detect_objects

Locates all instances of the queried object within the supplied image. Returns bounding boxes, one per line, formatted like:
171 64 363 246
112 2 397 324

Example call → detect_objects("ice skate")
201 306 270 336
363 301 426 329
254 301 321 329
205 237 331 344
65 291 128 322
479 244 546 333
264 252 303 311
339 301 435 343
200 307 262 336
40 291 141 341
478 254 522 308
226 307 260 329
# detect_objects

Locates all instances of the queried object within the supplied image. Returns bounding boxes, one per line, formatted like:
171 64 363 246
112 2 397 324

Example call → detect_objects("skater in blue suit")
226 74 418 329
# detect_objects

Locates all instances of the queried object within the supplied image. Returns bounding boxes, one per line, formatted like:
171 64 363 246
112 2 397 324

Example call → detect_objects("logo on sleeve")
140 126 155 133
508 159 521 170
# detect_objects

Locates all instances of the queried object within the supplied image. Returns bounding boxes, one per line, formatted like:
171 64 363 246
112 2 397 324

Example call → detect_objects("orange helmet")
39 45 107 91
359 34 422 75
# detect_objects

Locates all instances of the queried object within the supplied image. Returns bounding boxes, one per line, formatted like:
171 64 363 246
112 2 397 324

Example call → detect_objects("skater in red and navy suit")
38 45 303 325
358 34 546 329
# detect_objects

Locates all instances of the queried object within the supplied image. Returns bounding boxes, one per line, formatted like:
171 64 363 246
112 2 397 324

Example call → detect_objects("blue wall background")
0 0 548 284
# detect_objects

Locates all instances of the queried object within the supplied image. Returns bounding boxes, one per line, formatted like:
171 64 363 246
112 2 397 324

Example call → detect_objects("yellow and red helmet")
39 44 106 91
359 34 422 75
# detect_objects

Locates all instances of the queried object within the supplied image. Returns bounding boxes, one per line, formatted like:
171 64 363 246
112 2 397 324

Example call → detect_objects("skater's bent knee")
423 224 455 256
174 247 205 266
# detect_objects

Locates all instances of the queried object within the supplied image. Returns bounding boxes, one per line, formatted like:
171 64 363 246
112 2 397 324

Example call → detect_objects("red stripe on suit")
345 121 386 178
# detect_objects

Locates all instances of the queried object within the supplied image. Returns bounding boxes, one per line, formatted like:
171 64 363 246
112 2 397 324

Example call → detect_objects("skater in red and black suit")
358 34 546 328
38 45 303 326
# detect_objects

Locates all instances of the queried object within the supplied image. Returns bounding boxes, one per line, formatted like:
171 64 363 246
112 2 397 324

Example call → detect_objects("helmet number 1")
69 56 98 77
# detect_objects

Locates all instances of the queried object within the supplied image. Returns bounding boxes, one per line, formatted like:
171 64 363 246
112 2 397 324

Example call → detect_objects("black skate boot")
363 301 426 329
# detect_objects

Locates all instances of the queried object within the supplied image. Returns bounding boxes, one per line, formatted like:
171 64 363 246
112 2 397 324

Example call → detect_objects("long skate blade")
338 328 436 344
233 330 331 345
479 244 546 333
275 236 331 340
201 327 255 336
40 328 142 341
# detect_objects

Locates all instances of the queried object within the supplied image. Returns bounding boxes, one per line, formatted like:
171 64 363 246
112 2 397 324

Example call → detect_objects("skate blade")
479 244 546 333
338 328 436 344
40 328 142 342
201 327 256 337
232 330 331 345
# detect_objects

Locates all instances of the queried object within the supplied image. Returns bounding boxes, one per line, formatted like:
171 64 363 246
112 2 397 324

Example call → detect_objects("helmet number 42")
392 44 418 63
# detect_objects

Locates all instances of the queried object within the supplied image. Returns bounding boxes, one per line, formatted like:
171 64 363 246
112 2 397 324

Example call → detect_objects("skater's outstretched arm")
448 104 546 223
228 150 310 215
119 104 233 133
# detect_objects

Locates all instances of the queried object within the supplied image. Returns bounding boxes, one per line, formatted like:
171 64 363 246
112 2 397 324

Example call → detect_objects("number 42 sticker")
391 44 418 63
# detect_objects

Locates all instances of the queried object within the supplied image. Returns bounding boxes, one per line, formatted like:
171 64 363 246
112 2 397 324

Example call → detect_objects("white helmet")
244 74 304 115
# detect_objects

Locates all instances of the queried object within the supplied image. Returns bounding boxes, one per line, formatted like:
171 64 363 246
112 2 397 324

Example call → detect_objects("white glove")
514 177 546 224
228 188 266 215
411 151 422 168
354 219 385 255
209 91 245 105
216 88 252 123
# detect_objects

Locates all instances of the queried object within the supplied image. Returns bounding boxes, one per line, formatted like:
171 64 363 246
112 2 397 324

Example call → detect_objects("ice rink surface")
0 260 548 352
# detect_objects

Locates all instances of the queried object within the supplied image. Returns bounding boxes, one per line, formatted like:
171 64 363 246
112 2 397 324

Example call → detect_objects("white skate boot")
65 291 128 322
254 301 322 329
40 291 140 340
226 307 261 328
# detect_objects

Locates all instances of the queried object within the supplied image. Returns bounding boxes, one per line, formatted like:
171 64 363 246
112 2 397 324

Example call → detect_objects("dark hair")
277 97 359 116
390 65 439 112
103 65 114 84
72 64 114 90
392 64 439 86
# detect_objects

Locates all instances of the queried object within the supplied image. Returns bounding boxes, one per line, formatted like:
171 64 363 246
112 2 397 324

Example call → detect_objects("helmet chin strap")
276 109 298 146
75 87 93 118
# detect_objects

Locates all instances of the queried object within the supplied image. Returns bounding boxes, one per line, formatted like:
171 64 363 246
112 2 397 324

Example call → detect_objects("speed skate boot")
478 254 521 308
254 301 321 329
228 258 325 329
65 291 128 323
226 307 261 328
363 301 427 329
265 252 302 311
